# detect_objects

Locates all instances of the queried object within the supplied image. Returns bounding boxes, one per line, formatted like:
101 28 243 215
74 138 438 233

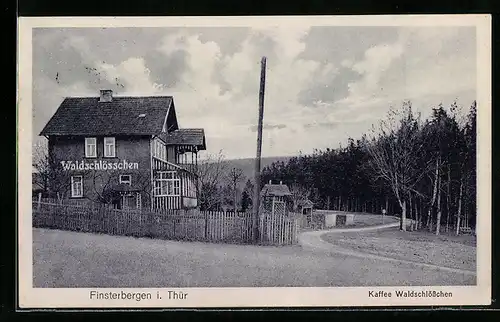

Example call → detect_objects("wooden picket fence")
34 196 95 207
32 200 299 245
259 211 300 245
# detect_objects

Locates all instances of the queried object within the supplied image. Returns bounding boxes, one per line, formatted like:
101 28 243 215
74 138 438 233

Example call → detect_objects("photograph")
18 15 491 307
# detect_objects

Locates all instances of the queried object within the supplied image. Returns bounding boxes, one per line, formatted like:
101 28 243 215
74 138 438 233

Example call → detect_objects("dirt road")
298 224 476 276
33 228 475 287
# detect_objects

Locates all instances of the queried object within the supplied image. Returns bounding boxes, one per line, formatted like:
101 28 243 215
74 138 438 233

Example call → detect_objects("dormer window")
119 175 131 185
104 137 116 158
85 138 97 158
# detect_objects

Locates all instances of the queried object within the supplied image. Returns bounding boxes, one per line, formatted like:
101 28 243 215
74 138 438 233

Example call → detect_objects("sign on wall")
60 160 139 171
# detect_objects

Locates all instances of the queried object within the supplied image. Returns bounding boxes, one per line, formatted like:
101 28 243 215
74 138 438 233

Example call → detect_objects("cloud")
333 26 476 122
98 57 164 94
303 121 339 129
144 48 189 88
32 26 477 159
249 123 287 132
350 43 405 93
298 26 400 64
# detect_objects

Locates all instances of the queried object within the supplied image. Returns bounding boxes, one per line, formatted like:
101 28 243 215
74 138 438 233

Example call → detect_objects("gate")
259 211 299 245
272 199 286 216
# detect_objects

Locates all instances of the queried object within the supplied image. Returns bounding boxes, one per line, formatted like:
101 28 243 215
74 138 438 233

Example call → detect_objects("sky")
32 25 477 160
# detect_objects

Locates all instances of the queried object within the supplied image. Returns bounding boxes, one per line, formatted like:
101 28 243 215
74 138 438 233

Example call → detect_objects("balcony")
177 162 198 174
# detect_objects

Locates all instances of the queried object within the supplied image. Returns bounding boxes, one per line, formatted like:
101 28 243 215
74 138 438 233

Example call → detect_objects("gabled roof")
298 199 314 207
260 184 291 197
160 128 206 150
39 96 178 136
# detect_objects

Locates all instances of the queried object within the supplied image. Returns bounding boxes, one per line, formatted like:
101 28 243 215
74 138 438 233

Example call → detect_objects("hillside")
221 156 292 182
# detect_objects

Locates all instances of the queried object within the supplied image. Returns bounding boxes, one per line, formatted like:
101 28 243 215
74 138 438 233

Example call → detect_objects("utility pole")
252 56 267 243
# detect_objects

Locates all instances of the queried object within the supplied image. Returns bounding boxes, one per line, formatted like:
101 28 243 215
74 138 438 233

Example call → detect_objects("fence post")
204 211 208 239
37 192 42 211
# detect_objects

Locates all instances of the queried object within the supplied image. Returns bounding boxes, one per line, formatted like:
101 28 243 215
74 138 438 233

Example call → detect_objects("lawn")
321 228 476 272
33 228 475 288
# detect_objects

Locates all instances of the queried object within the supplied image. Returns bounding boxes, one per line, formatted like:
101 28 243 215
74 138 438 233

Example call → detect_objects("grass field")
321 228 476 271
33 228 475 288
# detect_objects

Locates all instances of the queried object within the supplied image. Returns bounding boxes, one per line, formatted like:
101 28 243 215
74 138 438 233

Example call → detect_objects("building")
259 180 293 216
39 89 206 210
297 199 314 215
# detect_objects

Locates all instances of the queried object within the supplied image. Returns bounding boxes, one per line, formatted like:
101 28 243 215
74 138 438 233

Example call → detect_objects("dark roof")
39 96 177 136
160 128 206 150
260 184 291 197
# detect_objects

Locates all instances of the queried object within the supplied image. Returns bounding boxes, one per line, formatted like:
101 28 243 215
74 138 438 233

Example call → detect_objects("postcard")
17 14 491 308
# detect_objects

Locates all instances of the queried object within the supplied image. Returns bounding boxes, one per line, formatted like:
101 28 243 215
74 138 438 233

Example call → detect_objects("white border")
17 15 492 308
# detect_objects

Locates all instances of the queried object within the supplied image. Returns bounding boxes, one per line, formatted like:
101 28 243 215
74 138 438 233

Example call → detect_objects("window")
153 139 167 161
119 174 131 185
153 140 159 159
71 176 83 197
158 140 163 160
154 171 180 196
104 137 116 157
85 138 97 158
160 144 166 161
153 180 162 196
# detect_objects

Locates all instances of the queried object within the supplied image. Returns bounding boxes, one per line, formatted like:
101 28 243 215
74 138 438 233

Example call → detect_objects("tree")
289 183 311 212
240 179 254 212
244 179 254 202
364 102 427 231
422 103 464 235
220 184 233 211
227 167 244 211
194 150 229 210
32 144 71 199
458 101 477 234
240 189 252 212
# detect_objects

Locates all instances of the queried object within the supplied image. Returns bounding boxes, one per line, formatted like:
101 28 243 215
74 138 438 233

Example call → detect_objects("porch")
151 159 198 211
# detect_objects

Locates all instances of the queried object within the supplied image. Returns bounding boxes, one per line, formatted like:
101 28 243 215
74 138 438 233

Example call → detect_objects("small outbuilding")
297 199 314 215
297 199 315 228
260 180 293 216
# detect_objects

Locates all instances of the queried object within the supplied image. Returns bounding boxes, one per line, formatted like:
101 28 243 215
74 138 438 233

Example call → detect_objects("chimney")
99 89 113 102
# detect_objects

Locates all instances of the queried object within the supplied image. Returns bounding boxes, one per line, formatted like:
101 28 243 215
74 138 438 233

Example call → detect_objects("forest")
258 101 477 235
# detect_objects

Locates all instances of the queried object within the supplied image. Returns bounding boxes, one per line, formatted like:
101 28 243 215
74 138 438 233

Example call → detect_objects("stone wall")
315 210 355 228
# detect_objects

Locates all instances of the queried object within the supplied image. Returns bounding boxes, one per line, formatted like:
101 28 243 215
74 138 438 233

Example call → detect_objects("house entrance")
120 193 141 210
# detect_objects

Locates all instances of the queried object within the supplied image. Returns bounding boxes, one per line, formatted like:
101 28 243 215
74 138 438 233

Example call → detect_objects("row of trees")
260 101 477 235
